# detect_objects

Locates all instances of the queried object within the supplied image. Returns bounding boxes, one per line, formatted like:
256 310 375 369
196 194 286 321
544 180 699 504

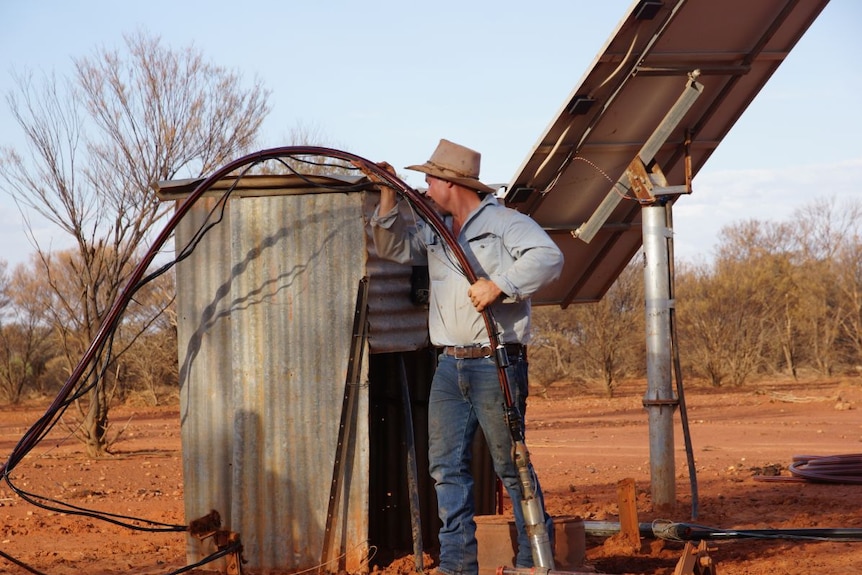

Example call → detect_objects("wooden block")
616 478 641 551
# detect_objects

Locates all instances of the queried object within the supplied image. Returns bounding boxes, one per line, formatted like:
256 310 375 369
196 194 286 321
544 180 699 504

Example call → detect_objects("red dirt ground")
2 376 861 575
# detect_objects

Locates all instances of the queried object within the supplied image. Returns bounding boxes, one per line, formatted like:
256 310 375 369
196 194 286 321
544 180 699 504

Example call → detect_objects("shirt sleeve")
489 212 564 302
370 201 428 265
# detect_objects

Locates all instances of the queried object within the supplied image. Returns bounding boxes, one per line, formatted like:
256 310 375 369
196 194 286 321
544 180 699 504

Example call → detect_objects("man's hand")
468 278 502 312
354 160 397 213
353 160 395 184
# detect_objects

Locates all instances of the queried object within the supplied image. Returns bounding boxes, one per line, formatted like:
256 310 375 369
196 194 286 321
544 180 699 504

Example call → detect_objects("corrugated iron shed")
160 177 434 572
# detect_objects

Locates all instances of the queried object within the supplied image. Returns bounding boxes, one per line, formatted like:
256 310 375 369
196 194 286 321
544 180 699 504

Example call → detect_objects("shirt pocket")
466 232 505 276
427 240 448 282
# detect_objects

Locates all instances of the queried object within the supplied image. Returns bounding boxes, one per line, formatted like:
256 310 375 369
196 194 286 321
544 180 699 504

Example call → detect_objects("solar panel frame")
506 0 830 307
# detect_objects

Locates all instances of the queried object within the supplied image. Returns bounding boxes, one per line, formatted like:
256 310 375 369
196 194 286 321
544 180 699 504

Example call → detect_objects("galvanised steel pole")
642 202 676 510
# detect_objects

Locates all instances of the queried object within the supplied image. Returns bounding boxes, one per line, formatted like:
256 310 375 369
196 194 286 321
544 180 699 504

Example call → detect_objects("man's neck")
450 190 482 236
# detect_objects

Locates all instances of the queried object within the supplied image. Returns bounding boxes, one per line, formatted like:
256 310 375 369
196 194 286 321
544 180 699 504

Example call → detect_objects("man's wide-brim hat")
406 139 497 194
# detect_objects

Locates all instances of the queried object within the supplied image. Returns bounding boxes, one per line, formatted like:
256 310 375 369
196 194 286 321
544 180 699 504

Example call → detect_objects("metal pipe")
582 520 657 538
642 204 676 509
495 567 595 575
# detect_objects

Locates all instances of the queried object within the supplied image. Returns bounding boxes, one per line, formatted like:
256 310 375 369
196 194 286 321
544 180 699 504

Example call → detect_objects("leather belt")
441 343 526 360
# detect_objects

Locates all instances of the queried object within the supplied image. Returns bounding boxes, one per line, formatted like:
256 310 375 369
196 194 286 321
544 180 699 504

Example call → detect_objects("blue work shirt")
371 193 564 347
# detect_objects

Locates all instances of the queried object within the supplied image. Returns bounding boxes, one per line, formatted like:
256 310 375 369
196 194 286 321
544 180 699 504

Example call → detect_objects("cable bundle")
788 453 862 484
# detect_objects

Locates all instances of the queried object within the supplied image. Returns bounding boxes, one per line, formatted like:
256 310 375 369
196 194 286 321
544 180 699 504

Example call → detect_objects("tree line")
529 196 862 395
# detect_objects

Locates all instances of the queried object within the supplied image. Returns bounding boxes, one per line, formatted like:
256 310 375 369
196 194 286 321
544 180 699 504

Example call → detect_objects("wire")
656 520 862 543
531 123 573 184
529 25 641 190
393 191 513 353
665 202 699 520
0 165 261 540
164 543 243 575
6 479 186 531
0 548 50 575
380 187 469 282
1 157 267 477
0 156 266 572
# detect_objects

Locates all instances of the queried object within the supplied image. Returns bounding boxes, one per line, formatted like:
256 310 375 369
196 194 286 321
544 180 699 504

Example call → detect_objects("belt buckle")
452 345 471 359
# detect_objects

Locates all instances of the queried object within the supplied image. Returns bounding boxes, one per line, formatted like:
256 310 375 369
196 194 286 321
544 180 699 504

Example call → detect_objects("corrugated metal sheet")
174 196 236 564
159 176 431 354
363 192 431 353
174 190 373 571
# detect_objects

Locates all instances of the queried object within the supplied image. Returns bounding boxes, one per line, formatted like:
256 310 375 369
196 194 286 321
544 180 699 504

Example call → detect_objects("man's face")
424 175 451 214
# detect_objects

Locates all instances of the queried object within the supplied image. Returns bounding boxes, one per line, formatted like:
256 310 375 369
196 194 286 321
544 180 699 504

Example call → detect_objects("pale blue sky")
1 1 860 267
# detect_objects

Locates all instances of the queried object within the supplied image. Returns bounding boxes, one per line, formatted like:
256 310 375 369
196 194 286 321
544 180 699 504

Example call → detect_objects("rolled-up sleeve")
370 203 428 265
488 211 563 302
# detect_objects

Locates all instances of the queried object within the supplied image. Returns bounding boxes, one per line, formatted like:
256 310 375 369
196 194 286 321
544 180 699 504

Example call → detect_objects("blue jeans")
428 352 553 575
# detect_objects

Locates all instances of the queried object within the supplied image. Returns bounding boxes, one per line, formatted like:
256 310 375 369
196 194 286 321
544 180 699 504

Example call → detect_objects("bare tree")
0 261 8 316
531 259 644 396
0 262 24 402
677 239 779 388
715 220 806 377
530 306 585 393
836 234 862 366
0 259 56 403
789 198 862 375
675 262 728 387
576 260 644 396
114 270 178 406
0 31 270 456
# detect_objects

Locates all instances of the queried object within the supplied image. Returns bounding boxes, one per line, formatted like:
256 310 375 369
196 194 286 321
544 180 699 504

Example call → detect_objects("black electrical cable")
0 547 50 575
0 175 267 530
7 480 185 532
0 159 273 574
665 200 699 520
667 522 862 543
0 165 262 536
0 538 244 575
137 162 250 287
0 158 262 478
584 520 862 543
164 541 243 575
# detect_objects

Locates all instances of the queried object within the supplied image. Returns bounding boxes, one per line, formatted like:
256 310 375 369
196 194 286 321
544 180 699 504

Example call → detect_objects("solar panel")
506 0 830 307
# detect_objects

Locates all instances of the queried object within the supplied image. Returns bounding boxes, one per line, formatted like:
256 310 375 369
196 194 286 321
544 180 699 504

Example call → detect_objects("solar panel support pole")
642 203 677 510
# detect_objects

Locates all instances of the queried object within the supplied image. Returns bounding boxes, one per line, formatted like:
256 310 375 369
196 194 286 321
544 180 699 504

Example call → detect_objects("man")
363 139 564 575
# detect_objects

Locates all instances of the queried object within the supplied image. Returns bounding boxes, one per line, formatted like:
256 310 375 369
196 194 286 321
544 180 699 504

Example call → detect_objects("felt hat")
406 139 496 194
